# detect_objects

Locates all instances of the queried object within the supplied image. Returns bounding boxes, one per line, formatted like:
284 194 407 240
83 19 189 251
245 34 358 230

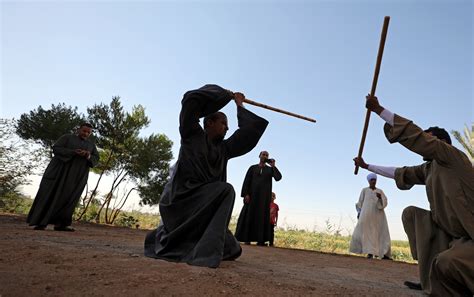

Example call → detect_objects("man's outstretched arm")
353 156 426 190
353 157 396 179
365 94 457 165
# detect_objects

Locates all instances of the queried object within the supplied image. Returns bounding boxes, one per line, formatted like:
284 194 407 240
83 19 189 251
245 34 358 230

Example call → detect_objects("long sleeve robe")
386 114 474 296
349 187 391 258
235 164 282 243
144 84 268 268
27 134 99 227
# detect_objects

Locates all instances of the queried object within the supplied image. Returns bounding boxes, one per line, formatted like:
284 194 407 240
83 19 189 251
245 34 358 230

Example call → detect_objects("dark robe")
27 134 99 227
385 114 474 296
144 84 268 268
235 164 282 243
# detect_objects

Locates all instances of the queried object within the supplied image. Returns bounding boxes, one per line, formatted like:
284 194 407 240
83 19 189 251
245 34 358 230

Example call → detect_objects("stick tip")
354 164 360 175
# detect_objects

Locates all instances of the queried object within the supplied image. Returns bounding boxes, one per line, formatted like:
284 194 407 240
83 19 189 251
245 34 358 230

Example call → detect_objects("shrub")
115 214 139 228
0 193 33 214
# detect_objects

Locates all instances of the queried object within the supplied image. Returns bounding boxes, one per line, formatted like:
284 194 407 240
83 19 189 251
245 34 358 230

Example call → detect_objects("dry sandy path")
0 214 422 296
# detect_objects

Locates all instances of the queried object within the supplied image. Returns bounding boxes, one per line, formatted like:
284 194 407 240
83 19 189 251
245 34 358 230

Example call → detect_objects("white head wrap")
367 173 377 182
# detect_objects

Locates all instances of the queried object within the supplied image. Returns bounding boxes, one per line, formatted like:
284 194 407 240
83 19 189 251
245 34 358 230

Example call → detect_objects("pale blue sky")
1 0 472 239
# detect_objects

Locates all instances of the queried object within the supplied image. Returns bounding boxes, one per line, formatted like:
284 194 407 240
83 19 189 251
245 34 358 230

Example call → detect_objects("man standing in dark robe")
354 95 473 296
144 84 268 268
27 123 99 231
235 151 282 246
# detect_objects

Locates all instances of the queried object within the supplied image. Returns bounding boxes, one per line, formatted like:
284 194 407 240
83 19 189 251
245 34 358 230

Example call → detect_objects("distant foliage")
0 192 33 215
0 119 43 196
128 134 173 206
115 214 139 228
16 103 85 158
451 123 474 164
74 201 100 223
273 219 415 263
79 97 173 223
74 205 160 230
2 199 414 263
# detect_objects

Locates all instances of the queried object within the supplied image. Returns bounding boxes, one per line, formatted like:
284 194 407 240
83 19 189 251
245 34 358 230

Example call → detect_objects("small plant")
115 214 139 228
0 193 33 214
74 203 99 223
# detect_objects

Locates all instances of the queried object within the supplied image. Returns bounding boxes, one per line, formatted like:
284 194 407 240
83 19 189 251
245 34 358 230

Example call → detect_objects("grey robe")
235 164 282 243
385 114 474 296
144 84 268 268
27 134 99 227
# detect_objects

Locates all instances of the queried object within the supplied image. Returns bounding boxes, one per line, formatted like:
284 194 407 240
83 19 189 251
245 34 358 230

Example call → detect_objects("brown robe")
384 114 474 296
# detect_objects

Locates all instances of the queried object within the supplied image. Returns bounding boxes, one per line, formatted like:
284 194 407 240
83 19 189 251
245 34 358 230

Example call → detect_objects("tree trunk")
96 169 127 223
76 150 113 220
110 187 136 224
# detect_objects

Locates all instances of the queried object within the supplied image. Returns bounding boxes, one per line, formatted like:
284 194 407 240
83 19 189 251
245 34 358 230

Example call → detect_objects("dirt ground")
0 213 422 296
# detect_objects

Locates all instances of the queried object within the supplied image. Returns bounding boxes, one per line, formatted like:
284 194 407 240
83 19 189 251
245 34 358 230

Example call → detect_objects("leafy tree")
132 134 173 206
451 123 474 164
79 97 173 223
0 119 43 197
16 103 85 157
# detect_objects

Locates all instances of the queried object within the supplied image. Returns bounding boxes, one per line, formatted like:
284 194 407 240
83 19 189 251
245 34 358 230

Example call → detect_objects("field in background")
1 194 414 263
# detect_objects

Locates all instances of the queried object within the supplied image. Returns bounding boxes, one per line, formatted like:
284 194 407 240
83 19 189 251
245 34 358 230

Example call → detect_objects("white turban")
367 173 377 181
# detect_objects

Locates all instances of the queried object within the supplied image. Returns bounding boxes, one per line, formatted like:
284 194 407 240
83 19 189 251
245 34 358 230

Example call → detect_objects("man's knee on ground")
433 250 456 278
402 206 417 225
220 182 235 197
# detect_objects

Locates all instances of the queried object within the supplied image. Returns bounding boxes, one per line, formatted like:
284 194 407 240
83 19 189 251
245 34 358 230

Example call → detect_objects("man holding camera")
235 151 282 246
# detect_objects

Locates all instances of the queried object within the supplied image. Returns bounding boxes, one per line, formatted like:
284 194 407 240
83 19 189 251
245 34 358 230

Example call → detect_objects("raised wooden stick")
355 16 390 175
243 98 316 123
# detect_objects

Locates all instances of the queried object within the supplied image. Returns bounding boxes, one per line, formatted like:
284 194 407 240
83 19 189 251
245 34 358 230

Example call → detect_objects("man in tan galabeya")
354 94 473 297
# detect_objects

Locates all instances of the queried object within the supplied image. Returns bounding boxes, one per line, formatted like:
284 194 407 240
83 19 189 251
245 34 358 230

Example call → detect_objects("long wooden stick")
243 98 316 123
354 16 390 175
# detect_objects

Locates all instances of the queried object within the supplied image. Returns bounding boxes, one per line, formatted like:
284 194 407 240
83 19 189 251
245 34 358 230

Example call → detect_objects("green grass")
231 216 414 263
0 193 160 229
272 227 415 263
0 192 33 215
